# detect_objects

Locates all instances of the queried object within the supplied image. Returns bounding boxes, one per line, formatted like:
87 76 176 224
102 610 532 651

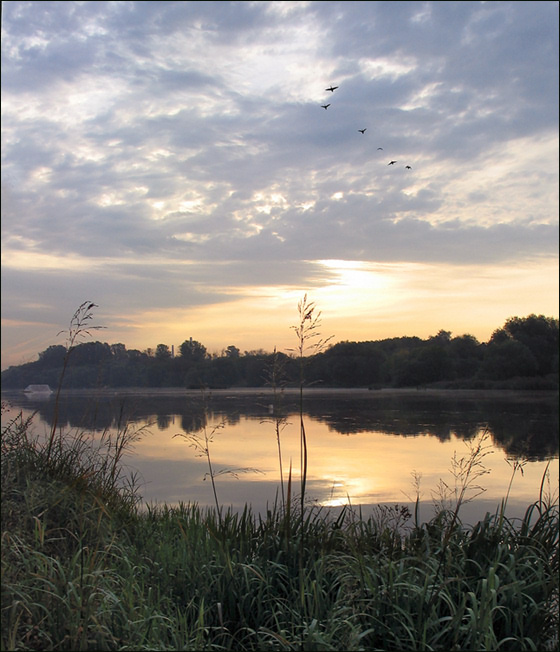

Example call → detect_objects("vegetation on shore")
2 314 558 391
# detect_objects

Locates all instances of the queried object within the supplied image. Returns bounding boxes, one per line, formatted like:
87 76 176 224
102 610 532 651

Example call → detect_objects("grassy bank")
2 405 558 652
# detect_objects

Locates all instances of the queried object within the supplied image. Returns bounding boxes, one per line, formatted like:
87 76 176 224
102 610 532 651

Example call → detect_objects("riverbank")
7 385 555 401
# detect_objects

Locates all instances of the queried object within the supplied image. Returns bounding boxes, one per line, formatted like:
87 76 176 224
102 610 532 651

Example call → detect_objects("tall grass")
262 347 289 511
47 301 105 463
288 295 332 526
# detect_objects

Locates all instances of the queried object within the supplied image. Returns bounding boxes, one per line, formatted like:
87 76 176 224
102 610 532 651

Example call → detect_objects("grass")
2 299 558 650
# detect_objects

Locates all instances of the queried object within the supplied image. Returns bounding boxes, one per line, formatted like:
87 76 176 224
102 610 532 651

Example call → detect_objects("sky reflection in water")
2 389 557 525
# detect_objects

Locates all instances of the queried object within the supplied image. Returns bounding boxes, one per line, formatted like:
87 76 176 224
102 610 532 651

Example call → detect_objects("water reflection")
4 388 557 461
2 389 558 524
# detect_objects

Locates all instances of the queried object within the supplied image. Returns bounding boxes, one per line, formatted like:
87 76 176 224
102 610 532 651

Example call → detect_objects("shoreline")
3 386 557 401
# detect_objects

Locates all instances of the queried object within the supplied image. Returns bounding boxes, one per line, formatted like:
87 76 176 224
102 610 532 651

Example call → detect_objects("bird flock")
321 84 412 171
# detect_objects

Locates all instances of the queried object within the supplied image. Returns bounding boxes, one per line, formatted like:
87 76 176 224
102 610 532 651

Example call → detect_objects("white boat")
23 384 53 395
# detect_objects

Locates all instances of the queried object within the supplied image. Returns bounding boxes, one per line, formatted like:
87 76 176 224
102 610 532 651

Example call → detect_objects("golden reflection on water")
125 413 557 520
2 399 557 523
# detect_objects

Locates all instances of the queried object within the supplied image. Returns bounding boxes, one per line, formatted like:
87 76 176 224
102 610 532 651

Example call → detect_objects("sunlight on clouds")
97 193 125 207
1 249 202 274
62 79 120 120
253 191 288 215
179 198 204 212
92 184 149 208
320 258 559 343
399 82 443 111
411 4 433 24
358 56 418 82
265 1 312 17
159 12 324 103
454 136 558 226
113 289 302 356
30 167 52 184
172 232 212 244
317 260 395 293
2 250 95 272
146 148 174 161
410 135 559 227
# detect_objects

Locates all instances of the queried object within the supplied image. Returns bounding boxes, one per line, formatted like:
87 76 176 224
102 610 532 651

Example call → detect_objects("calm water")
2 388 558 525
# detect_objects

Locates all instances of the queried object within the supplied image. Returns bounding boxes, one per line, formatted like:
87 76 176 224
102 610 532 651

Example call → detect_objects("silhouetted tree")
70 341 112 366
155 344 172 360
450 334 482 379
494 315 558 375
110 343 127 359
37 345 67 368
225 345 240 358
179 339 207 362
480 339 538 380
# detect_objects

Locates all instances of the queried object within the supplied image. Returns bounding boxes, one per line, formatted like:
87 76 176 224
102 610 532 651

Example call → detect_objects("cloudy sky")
1 1 558 368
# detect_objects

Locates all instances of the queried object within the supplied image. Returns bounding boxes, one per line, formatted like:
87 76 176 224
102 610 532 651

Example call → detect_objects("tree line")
1 314 558 391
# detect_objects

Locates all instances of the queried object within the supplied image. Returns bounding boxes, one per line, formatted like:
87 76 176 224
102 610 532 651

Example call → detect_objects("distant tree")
431 329 452 343
480 339 538 380
494 315 559 375
414 343 451 384
128 349 147 360
179 339 207 362
110 343 127 359
207 356 239 387
37 344 67 368
155 344 172 360
70 341 112 366
224 345 240 358
449 334 482 379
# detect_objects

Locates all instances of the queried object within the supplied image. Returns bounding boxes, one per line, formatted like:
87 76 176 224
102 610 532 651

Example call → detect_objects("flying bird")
358 128 367 134
388 160 397 165
325 85 339 92
405 165 412 169
377 147 383 150
321 104 331 110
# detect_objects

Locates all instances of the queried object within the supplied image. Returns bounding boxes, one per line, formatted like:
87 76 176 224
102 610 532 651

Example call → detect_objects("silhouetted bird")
325 85 339 92
321 104 331 110
388 160 397 165
405 165 412 169
358 128 367 134
377 147 383 150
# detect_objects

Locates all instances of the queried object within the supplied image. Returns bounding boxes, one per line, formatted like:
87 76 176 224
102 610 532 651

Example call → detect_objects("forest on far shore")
1 314 558 391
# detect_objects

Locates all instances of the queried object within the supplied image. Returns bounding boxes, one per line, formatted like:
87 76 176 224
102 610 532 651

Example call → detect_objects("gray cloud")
1 1 558 364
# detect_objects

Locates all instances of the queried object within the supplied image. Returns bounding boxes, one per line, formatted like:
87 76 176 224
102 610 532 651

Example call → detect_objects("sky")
1 0 559 369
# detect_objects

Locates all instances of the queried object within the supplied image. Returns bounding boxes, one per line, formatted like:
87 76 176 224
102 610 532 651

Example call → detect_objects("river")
2 387 558 525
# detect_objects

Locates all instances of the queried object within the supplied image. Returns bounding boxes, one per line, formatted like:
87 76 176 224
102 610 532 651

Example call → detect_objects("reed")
289 294 332 517
262 347 289 511
46 301 105 463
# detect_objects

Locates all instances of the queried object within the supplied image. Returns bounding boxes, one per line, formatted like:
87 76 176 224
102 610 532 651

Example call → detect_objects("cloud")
1 1 558 367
